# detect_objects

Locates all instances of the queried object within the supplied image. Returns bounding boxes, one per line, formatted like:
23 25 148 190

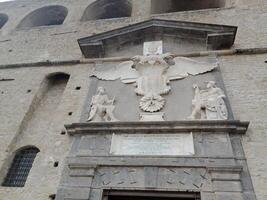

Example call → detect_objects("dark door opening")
103 190 201 200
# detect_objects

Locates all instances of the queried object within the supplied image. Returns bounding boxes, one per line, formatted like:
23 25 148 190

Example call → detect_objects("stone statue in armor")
88 87 118 122
188 81 228 120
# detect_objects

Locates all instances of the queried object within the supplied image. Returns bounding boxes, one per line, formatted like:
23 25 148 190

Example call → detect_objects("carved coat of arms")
90 41 218 113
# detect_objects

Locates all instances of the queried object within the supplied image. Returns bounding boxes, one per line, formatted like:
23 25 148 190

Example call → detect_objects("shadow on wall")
151 0 225 14
0 13 8 29
81 0 132 21
16 5 68 29
23 72 70 129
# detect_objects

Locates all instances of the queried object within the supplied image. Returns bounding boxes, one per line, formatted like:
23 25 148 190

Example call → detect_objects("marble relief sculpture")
90 41 218 113
88 87 118 122
188 81 228 120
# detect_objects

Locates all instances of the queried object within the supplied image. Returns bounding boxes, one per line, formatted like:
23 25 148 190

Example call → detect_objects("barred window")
2 147 39 187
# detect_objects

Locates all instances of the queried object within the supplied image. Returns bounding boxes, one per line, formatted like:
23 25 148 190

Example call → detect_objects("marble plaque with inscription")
110 133 194 156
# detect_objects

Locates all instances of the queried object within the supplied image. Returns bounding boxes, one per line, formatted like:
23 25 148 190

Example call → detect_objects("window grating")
2 147 39 187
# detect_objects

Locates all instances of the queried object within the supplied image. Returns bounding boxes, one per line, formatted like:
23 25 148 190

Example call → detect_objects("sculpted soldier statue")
188 81 228 120
88 87 118 122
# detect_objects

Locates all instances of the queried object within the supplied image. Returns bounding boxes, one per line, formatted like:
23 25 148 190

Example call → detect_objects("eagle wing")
90 61 138 83
167 57 218 81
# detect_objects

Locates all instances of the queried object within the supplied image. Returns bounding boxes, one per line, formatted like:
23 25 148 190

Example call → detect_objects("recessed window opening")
151 0 225 14
0 13 8 29
17 5 68 29
2 147 40 187
81 0 132 21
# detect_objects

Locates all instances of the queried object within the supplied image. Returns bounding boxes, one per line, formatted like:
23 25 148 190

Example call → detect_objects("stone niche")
55 121 256 200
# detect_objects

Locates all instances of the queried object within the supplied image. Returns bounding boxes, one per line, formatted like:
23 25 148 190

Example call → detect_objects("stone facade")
0 1 266 200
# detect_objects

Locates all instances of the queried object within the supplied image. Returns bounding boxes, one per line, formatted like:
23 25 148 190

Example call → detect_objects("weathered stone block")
213 181 242 192
215 192 243 200
56 187 91 200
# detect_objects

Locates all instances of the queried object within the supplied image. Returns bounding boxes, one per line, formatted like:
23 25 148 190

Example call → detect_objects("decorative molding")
65 120 249 135
68 164 97 170
69 168 95 177
207 166 243 173
78 19 237 58
2 47 267 70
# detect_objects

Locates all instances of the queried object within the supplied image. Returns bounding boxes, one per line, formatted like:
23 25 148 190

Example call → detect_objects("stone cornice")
78 19 237 58
0 48 267 70
67 156 242 169
65 120 249 135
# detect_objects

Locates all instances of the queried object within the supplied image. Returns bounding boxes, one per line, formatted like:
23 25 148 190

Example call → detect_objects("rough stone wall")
0 0 266 65
0 64 93 199
219 54 267 200
0 0 266 200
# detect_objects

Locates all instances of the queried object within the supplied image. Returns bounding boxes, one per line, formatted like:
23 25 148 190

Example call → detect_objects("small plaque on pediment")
143 41 163 56
110 133 194 156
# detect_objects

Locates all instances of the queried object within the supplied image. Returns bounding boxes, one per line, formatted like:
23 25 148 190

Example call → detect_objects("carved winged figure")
188 81 228 120
90 54 218 112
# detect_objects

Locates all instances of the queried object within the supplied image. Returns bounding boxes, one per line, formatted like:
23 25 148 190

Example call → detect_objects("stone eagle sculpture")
90 53 218 112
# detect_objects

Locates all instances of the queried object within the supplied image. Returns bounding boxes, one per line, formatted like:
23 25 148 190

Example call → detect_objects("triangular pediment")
78 19 237 58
